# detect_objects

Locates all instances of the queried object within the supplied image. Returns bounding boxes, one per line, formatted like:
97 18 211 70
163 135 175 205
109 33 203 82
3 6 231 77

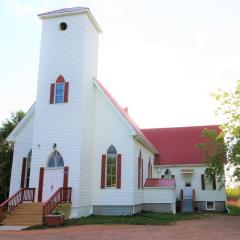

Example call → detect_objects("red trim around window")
117 154 122 189
50 75 69 104
64 82 69 103
20 158 27 188
63 166 69 188
50 83 55 104
38 167 44 202
101 155 106 189
201 174 205 190
56 75 65 83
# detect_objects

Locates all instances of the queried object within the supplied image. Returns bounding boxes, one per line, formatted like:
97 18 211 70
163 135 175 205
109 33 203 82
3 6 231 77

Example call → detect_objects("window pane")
106 155 117 187
56 156 64 167
55 83 64 103
56 83 64 94
47 158 55 167
107 145 117 154
55 96 63 103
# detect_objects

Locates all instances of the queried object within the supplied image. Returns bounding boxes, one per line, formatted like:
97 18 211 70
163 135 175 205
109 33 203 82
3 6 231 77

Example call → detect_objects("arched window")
106 145 117 187
50 75 69 104
25 149 32 188
164 169 171 178
47 150 64 168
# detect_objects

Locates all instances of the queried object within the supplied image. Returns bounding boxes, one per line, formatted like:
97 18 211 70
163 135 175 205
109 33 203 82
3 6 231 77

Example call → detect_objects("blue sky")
1 0 240 128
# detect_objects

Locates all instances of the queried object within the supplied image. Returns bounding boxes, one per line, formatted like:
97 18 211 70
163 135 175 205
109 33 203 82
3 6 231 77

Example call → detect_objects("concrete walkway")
0 225 27 231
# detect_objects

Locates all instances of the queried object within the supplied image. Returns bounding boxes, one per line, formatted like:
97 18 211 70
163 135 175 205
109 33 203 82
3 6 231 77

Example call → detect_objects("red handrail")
0 188 35 222
42 187 72 223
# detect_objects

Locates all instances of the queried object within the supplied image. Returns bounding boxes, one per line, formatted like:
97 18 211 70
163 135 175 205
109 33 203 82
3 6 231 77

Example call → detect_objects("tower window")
59 22 67 31
50 75 69 104
55 83 65 103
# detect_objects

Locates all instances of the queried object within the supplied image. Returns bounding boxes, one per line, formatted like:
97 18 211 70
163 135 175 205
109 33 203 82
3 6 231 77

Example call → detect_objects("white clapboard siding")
153 166 226 201
9 117 34 196
133 140 155 205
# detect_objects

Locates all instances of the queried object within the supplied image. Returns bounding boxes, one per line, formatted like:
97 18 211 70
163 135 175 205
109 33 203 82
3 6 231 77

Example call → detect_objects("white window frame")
205 201 215 211
55 82 65 104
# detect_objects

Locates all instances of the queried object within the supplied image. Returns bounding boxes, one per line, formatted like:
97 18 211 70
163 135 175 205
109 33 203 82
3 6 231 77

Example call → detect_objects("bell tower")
30 7 101 217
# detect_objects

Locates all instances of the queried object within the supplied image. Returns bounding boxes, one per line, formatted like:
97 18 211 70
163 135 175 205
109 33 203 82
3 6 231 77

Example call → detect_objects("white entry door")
43 168 64 202
184 182 192 199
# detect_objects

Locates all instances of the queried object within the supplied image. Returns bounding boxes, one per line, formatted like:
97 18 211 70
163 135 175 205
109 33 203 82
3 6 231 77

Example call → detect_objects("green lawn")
227 204 240 216
25 212 204 230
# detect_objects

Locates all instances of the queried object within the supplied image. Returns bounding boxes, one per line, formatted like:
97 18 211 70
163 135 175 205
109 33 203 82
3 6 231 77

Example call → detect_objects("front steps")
181 199 194 213
2 203 43 226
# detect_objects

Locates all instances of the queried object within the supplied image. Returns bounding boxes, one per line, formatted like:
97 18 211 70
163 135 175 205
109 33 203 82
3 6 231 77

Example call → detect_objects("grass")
227 204 240 216
24 212 204 230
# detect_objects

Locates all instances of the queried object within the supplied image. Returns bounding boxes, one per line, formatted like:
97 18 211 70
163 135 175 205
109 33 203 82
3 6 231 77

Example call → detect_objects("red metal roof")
144 178 176 188
141 125 220 165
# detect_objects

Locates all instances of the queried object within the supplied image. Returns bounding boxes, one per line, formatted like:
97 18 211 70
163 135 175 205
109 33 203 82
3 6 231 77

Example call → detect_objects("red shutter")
63 166 69 188
212 174 216 190
63 166 69 202
38 167 44 202
64 82 69 103
101 155 106 189
141 158 143 189
154 154 160 165
117 154 122 189
20 158 27 188
201 174 205 190
138 157 141 189
150 163 152 178
50 83 55 104
148 160 150 178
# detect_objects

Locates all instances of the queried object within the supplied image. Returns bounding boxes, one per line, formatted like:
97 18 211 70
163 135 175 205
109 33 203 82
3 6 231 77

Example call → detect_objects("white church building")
4 7 226 220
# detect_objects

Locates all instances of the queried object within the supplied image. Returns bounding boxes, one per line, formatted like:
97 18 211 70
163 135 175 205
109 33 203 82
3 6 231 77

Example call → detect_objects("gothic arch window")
100 145 122 189
50 75 69 104
25 149 32 188
106 145 117 187
47 150 64 168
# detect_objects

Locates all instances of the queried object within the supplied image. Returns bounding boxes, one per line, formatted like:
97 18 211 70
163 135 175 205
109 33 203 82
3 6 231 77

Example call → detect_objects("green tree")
197 128 226 188
0 111 25 203
198 80 240 186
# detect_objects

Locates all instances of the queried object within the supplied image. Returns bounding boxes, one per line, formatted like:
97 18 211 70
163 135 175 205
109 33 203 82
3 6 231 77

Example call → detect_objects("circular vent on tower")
59 22 67 31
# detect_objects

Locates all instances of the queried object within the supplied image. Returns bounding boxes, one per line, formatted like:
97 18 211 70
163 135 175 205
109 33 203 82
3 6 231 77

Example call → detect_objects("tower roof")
38 7 102 32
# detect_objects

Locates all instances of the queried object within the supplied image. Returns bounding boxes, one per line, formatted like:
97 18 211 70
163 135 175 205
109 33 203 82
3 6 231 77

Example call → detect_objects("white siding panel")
91 87 135 205
9 117 34 196
143 188 174 203
133 140 154 205
153 166 226 201
30 13 99 211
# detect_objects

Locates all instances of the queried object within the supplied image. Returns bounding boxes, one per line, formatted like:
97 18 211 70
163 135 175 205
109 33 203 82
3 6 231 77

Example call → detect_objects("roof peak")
38 7 102 33
38 7 89 17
